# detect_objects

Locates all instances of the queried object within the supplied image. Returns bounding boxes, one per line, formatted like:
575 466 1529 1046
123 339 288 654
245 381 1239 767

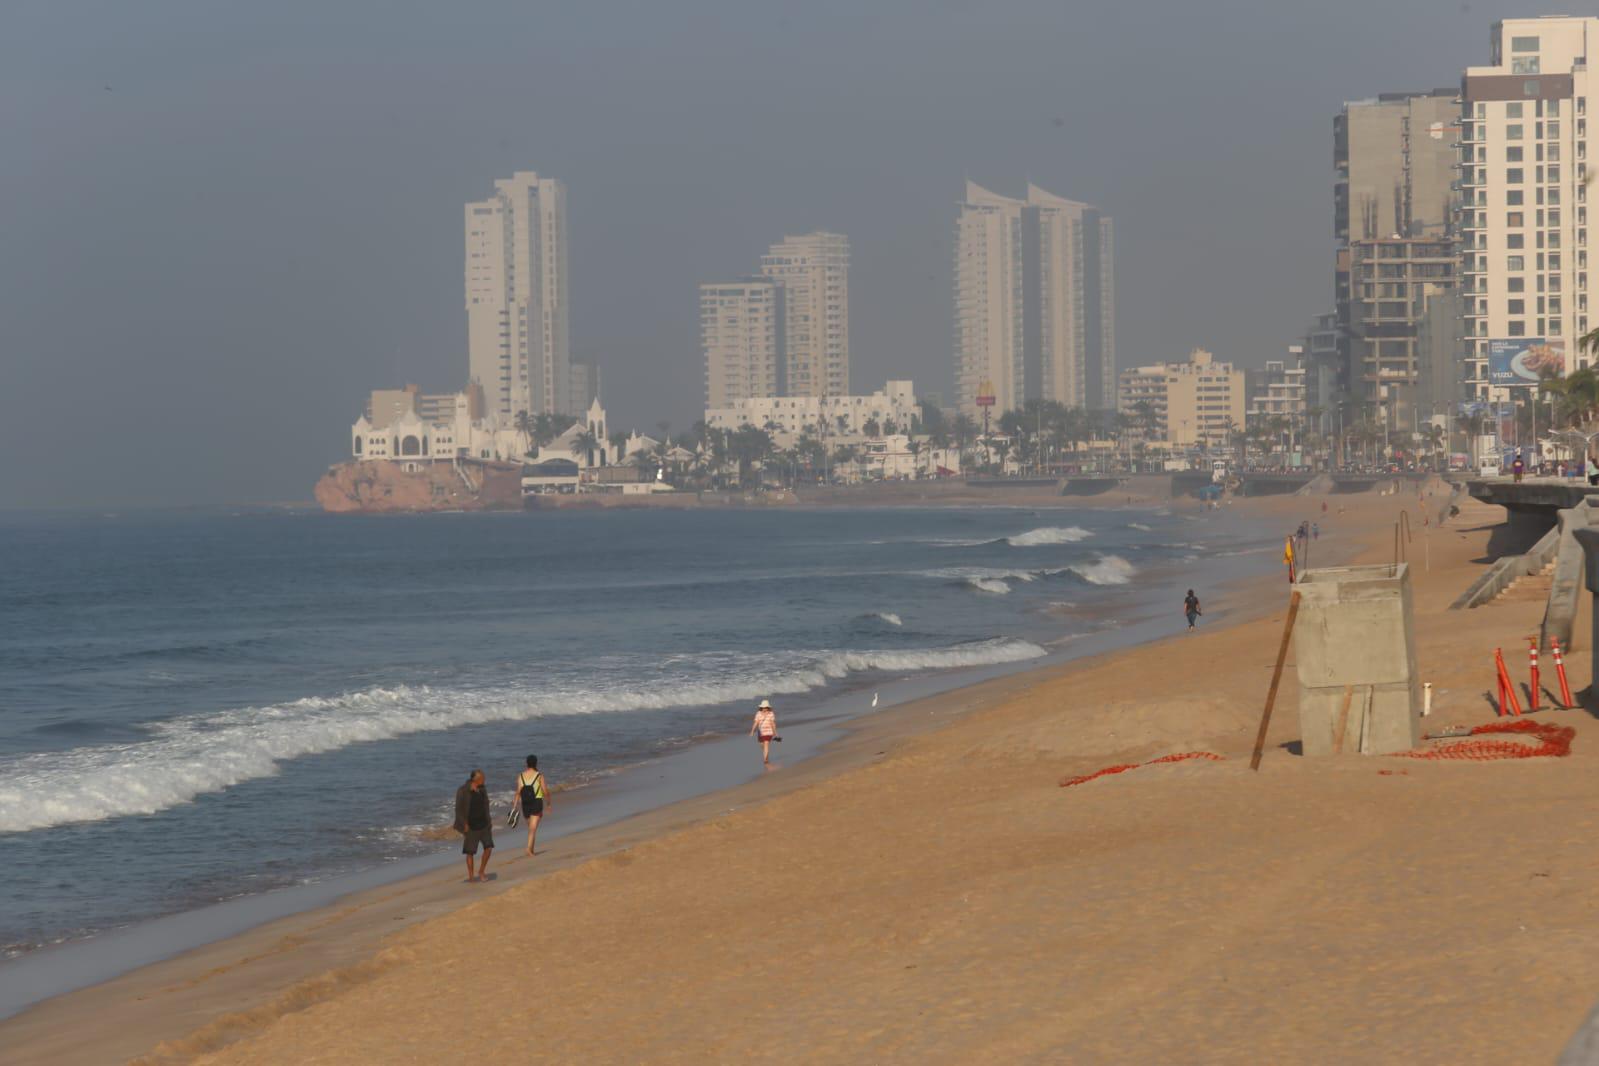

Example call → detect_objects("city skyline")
1 0 1572 506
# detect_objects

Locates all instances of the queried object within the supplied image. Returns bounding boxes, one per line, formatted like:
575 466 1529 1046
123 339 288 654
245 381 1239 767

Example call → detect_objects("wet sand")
13 485 1595 1064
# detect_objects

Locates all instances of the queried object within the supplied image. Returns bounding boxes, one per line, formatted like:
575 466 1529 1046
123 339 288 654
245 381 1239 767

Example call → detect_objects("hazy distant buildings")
1460 16 1599 394
953 181 1115 415
700 231 847 406
701 279 786 408
465 171 570 419
760 232 850 398
704 380 919 448
1117 349 1243 450
1333 91 1461 428
351 383 524 467
1245 354 1308 428
568 360 601 415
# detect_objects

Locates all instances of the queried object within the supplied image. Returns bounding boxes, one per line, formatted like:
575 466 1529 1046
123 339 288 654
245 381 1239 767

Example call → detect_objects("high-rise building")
953 182 1115 415
1303 311 1344 437
465 171 570 419
1460 16 1599 396
701 279 786 408
760 232 849 398
1333 91 1461 429
568 360 601 415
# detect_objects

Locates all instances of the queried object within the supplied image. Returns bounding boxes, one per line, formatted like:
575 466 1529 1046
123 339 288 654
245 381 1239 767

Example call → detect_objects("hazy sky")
0 0 1559 506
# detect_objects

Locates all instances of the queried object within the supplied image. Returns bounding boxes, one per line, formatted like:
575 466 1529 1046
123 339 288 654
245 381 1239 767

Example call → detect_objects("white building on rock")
351 384 525 470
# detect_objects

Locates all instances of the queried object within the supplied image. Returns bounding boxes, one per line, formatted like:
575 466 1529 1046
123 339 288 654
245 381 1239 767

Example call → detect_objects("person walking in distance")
1184 589 1202 632
454 769 494 883
515 755 549 857
750 699 778 766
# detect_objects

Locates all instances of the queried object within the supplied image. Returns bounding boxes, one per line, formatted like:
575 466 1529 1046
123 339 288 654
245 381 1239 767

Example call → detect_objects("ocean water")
0 504 1271 959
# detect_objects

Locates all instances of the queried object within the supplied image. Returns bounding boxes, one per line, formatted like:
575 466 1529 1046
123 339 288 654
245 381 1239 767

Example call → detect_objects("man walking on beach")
1184 589 1201 631
454 769 494 882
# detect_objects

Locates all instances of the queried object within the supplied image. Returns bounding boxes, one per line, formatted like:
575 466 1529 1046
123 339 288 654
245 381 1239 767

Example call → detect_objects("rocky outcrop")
314 460 522 513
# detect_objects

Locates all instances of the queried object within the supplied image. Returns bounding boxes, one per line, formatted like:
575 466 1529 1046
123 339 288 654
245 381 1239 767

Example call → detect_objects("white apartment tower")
760 232 850 398
701 280 786 408
953 182 1115 415
465 171 570 418
1460 17 1599 396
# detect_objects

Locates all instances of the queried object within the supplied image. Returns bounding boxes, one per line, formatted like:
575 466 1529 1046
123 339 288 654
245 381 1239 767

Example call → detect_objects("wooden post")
1251 590 1302 771
1332 684 1355 754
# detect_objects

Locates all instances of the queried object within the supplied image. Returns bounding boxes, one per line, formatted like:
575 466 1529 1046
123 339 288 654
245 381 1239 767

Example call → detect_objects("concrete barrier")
1293 564 1421 756
1541 502 1592 652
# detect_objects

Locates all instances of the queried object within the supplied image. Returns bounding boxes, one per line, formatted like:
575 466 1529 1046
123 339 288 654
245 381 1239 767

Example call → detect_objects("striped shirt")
752 709 777 738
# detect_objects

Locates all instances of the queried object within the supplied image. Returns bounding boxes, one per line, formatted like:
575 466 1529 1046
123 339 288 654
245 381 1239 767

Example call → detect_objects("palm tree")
514 410 536 457
1544 367 1599 427
951 413 978 468
906 436 923 478
569 429 599 467
728 424 775 488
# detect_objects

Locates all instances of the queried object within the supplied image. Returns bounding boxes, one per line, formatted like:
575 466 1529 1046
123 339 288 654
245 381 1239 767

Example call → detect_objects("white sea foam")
866 611 904 626
0 639 1045 834
1006 526 1093 547
924 566 1039 584
1069 555 1136 585
967 577 1012 594
1127 522 1152 531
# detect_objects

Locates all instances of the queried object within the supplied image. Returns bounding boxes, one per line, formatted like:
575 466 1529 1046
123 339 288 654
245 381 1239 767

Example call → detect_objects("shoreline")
0 491 1439 1062
0 492 1276 979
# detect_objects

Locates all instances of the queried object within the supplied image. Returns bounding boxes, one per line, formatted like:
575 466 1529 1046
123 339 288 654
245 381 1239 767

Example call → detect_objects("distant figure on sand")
1184 590 1201 631
1513 451 1525 483
454 769 494 882
751 699 778 766
515 755 549 856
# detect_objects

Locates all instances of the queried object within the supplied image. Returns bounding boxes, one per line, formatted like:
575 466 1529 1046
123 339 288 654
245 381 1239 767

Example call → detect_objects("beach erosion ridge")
12 484 1591 1063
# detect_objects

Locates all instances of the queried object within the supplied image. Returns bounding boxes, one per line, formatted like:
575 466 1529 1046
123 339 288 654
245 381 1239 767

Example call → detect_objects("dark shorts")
757 734 774 743
521 798 545 817
462 827 494 854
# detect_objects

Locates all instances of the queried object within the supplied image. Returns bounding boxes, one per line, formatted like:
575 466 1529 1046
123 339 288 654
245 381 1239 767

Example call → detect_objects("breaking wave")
0 639 1045 834
1066 555 1135 586
1006 526 1093 547
862 611 904 626
967 577 1012 594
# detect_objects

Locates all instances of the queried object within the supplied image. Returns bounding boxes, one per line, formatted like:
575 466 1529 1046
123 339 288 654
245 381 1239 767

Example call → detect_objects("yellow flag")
1284 536 1295 566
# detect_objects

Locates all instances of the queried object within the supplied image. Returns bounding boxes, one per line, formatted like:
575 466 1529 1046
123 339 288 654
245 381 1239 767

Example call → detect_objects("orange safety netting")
1395 719 1575 761
1059 751 1224 788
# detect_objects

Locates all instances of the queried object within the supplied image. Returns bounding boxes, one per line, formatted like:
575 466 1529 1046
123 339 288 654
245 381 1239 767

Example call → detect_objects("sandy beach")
7 485 1596 1064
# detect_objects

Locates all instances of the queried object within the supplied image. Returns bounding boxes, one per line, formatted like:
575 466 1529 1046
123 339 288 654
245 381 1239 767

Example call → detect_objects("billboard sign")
1488 338 1565 387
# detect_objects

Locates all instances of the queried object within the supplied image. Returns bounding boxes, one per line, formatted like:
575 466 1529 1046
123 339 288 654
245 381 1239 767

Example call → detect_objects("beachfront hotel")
1117 349 1245 450
701 279 786 408
953 181 1116 415
1459 16 1599 398
465 171 571 419
759 231 851 398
